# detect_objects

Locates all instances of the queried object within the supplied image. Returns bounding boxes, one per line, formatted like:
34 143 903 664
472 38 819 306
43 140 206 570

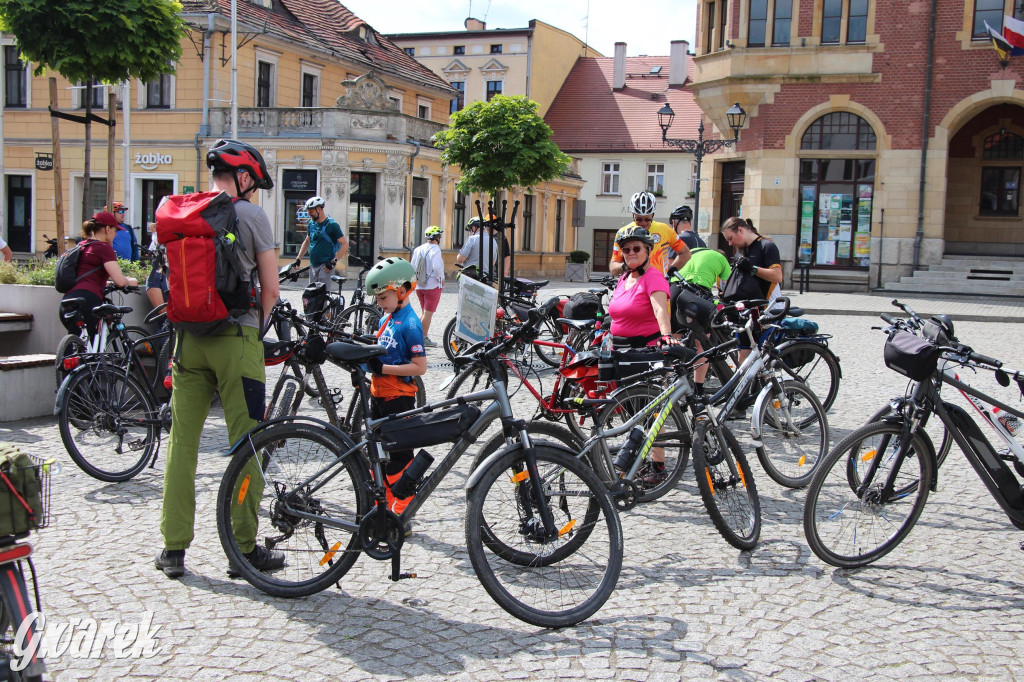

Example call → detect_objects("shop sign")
35 153 54 171
134 153 173 171
282 170 317 192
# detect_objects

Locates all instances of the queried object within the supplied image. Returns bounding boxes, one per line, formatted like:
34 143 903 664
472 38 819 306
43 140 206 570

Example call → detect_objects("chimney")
613 42 626 90
669 40 689 86
465 17 486 31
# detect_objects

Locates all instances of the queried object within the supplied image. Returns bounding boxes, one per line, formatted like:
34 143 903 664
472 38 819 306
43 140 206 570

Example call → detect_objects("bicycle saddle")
60 298 87 318
557 318 597 332
325 341 387 363
331 275 347 285
786 306 805 318
92 303 133 318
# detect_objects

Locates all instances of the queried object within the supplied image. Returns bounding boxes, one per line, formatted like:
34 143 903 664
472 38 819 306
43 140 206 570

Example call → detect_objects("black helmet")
206 139 274 190
615 225 655 247
671 205 693 222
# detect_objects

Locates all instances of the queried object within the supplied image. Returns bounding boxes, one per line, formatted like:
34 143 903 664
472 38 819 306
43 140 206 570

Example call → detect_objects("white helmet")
629 191 657 216
304 196 326 210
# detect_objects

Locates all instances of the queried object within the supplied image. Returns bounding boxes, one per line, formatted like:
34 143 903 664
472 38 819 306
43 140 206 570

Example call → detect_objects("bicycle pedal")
388 572 420 582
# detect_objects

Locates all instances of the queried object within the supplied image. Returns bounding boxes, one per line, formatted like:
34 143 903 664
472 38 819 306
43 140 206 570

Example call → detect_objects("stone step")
929 263 1024 275
884 280 1024 296
902 271 1024 282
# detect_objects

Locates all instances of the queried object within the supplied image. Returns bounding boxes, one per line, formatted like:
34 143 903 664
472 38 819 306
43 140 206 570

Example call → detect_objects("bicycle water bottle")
613 426 646 474
390 450 435 499
598 333 615 382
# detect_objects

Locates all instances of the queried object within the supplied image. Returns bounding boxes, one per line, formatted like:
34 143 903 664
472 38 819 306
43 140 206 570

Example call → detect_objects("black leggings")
371 394 417 474
59 290 102 337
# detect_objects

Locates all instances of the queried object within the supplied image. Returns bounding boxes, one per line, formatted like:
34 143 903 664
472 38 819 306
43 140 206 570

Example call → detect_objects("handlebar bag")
884 331 939 381
0 446 42 537
598 349 664 383
673 282 717 329
375 403 482 452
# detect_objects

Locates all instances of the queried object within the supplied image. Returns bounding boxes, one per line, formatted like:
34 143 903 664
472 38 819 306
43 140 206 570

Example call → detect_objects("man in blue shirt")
108 201 139 261
294 196 347 285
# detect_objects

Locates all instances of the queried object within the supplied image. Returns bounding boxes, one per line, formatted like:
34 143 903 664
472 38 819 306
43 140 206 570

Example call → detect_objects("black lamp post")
658 101 746 234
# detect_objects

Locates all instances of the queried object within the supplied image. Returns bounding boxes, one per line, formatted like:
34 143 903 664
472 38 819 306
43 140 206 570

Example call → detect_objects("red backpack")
155 191 256 335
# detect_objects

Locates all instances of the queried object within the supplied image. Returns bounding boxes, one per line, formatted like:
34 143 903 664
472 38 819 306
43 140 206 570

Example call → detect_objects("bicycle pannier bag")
598 349 664 383
302 282 329 317
54 241 102 293
883 331 939 381
375 403 481 452
155 191 255 335
563 292 603 321
673 283 717 329
0 445 43 537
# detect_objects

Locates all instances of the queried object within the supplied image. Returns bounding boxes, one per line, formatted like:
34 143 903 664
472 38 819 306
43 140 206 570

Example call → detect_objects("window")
450 81 465 114
798 159 875 267
454 45 465 55
554 199 564 252
983 131 1024 159
4 46 26 108
602 162 620 194
490 44 502 54
418 103 430 119
403 47 415 56
146 74 171 108
452 191 466 249
521 195 533 251
973 0 1004 39
822 0 843 44
749 0 768 47
847 0 868 43
256 60 273 108
980 167 1021 215
706 0 728 52
78 79 106 109
774 0 793 46
485 80 502 101
647 164 665 194
301 73 317 107
801 112 877 150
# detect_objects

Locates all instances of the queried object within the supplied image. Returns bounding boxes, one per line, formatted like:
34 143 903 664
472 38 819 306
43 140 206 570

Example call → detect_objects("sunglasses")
634 216 653 224
620 245 646 255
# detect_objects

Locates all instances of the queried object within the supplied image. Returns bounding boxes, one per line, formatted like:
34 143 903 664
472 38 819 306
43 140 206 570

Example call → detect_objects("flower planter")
565 262 590 282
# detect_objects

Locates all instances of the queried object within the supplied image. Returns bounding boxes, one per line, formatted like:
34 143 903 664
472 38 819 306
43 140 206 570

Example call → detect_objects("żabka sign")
134 153 173 171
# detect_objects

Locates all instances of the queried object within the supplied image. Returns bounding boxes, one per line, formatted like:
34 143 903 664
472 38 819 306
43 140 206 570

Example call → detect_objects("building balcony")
208 107 446 145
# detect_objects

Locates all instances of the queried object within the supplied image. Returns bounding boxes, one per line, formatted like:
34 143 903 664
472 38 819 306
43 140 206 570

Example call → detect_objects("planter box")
565 262 590 282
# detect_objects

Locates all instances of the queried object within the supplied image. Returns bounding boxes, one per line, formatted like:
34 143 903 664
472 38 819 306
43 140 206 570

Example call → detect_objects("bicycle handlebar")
969 350 1003 368
758 297 790 325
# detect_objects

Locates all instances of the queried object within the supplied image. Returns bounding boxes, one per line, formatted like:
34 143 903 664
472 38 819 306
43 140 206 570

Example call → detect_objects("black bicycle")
803 313 1024 568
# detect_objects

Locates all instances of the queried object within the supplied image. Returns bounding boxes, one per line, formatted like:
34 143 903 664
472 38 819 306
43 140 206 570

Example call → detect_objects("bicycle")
215 309 622 628
803 313 1024 568
0 444 56 682
333 255 383 338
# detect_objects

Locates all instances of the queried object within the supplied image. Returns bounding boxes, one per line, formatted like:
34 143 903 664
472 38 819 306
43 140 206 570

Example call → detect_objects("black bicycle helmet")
206 139 274 190
615 225 655 247
671 205 693 222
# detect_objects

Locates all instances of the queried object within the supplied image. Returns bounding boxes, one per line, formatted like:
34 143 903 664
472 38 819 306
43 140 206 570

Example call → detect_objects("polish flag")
1004 15 1024 49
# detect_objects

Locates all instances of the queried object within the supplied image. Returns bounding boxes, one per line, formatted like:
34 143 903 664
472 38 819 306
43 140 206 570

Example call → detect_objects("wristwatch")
751 265 758 276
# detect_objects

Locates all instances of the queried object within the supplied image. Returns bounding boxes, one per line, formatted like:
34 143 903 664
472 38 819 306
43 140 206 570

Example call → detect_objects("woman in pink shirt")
607 226 673 347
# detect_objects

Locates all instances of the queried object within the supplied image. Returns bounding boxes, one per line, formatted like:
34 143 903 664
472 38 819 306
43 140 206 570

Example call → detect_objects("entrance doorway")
349 172 376 263
717 161 745 257
593 229 616 271
140 179 174 248
6 175 31 253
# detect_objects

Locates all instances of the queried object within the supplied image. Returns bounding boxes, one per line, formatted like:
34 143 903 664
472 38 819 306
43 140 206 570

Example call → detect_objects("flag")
985 21 1024 67
1003 15 1024 49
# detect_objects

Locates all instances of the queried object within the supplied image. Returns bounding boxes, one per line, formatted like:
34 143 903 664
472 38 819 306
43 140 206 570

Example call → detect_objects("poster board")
455 275 499 344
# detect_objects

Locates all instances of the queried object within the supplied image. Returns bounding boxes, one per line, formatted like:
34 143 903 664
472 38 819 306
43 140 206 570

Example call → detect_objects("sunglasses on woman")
620 245 645 255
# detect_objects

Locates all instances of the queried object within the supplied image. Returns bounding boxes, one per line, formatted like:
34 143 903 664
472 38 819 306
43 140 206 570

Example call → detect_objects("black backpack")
563 291 604 321
54 240 102 293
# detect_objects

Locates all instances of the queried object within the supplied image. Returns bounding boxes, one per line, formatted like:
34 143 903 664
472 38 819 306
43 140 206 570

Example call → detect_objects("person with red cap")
106 201 139 261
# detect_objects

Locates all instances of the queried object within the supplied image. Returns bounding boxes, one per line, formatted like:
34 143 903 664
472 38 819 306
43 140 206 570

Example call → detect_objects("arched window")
801 112 877 150
983 131 1024 160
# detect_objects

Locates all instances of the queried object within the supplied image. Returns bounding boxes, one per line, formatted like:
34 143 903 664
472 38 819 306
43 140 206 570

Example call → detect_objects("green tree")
0 0 186 226
432 95 571 196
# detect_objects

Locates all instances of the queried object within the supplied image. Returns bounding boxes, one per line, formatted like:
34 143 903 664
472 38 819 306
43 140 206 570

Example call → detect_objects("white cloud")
346 0 699 57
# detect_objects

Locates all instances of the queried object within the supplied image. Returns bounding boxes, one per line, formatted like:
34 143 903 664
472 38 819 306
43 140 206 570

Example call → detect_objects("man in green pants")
155 139 282 578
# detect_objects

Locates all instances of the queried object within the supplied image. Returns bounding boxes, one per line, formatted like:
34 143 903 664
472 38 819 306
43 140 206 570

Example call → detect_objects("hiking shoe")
637 463 668 489
227 545 285 578
404 520 414 537
155 549 185 579
423 337 437 348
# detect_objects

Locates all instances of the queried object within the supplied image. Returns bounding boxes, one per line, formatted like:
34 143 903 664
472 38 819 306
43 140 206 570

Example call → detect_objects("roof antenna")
482 0 492 22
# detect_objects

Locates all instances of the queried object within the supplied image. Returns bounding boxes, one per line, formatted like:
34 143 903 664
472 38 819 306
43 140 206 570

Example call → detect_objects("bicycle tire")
557 377 595 441
57 365 158 483
594 383 691 502
678 322 732 395
465 444 622 628
336 303 383 339
216 421 370 597
868 400 952 471
442 317 472 364
54 334 87 388
0 563 44 681
803 421 933 568
533 317 565 368
754 380 829 489
267 374 302 421
773 340 841 414
471 421 585 475
444 361 509 401
691 418 761 550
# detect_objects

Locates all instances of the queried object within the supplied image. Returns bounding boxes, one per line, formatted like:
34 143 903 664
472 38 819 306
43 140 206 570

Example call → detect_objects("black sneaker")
228 545 285 578
637 463 668 489
155 549 185 579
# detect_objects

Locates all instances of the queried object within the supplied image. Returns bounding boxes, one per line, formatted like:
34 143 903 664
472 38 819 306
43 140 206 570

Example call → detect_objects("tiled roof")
545 56 701 153
180 0 455 95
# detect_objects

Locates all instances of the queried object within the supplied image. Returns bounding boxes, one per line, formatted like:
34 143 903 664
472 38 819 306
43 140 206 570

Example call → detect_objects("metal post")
692 121 704 231
230 0 238 138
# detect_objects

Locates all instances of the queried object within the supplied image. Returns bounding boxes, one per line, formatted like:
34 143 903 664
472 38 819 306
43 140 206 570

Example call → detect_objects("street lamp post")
657 102 747 234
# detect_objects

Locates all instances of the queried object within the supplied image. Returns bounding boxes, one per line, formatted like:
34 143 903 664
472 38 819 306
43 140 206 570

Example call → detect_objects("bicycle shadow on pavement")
82 475 163 505
828 565 1024 613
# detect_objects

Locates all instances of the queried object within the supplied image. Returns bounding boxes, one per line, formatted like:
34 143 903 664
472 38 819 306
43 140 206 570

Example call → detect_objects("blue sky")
346 0 700 57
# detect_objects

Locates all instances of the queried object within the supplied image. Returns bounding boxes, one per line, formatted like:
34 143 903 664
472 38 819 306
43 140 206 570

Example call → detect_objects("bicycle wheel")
216 421 370 597
557 377 596 442
444 361 509 401
533 317 566 368
471 421 585 475
754 380 829 488
0 564 44 681
336 304 382 338
691 418 761 550
465 445 622 628
773 341 841 414
868 400 952 471
678 322 732 395
803 421 933 568
54 334 87 388
594 383 691 502
266 372 303 421
442 317 472 364
57 365 158 482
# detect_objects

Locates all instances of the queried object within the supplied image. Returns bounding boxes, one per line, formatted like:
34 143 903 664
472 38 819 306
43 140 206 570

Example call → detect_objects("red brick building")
690 1 1024 289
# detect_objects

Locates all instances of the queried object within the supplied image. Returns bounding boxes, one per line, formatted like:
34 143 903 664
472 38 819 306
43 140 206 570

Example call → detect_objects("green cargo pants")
161 325 266 552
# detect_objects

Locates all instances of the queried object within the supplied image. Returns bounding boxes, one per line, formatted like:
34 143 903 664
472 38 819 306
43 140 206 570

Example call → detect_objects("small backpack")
413 245 431 285
155 191 256 335
54 240 102 293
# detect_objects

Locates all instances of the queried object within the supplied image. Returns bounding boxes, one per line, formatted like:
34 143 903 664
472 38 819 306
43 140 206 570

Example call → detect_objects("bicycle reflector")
62 356 80 371
0 543 32 565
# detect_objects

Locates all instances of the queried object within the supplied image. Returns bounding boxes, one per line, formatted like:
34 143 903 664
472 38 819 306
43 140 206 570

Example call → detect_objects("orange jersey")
611 221 685 275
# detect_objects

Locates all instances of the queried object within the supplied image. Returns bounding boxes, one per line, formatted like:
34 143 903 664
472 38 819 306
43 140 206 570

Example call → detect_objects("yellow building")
0 1 582 275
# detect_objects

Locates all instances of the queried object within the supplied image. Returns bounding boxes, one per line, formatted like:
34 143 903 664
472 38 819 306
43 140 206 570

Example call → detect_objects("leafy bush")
0 258 148 286
567 250 591 264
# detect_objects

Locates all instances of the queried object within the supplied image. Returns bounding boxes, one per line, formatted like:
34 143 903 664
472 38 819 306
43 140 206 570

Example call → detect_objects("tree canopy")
432 95 572 196
0 0 186 83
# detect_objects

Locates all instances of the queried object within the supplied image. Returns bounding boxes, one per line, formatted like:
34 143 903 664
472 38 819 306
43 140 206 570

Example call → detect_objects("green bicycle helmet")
466 217 482 230
366 257 417 301
425 225 443 240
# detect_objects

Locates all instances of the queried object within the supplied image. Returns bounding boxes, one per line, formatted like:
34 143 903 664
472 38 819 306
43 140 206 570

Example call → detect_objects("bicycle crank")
358 507 404 560
609 479 641 511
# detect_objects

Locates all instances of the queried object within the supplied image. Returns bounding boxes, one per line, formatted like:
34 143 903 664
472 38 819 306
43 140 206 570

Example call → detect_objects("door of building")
593 229 617 271
140 179 174 248
6 175 31 253
281 169 318 258
349 172 376 263
717 161 745 257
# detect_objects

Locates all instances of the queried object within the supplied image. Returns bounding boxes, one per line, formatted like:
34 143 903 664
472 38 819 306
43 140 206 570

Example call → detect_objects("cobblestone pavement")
4 282 1024 680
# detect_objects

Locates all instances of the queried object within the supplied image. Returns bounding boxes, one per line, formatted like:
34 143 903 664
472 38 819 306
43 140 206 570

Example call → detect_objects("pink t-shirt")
607 267 670 339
